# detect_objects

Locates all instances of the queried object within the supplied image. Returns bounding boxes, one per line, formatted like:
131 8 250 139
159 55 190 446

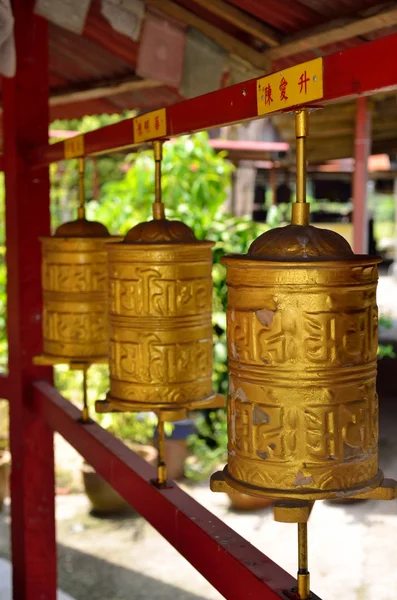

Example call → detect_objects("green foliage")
185 409 228 481
51 112 134 231
378 315 396 358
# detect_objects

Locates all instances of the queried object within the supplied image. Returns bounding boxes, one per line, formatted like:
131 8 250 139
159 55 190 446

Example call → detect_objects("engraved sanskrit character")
340 400 368 458
177 281 194 311
119 343 141 378
58 314 87 341
259 308 297 364
341 310 369 363
304 311 337 363
119 279 140 313
152 277 177 315
254 405 288 460
231 397 253 455
228 313 254 362
306 392 340 461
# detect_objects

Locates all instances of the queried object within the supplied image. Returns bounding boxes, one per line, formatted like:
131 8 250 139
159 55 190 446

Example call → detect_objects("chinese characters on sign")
256 58 323 116
133 108 167 143
64 134 85 159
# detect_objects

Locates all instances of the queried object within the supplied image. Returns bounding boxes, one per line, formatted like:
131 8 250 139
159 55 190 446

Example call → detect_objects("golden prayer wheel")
211 109 397 600
35 158 119 422
105 225 215 412
96 140 224 486
221 231 381 500
99 142 217 415
35 159 113 366
39 228 111 364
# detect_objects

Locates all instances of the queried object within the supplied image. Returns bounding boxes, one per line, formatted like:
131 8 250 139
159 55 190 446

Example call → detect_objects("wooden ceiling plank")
49 75 162 106
145 0 270 71
190 0 280 47
268 2 397 60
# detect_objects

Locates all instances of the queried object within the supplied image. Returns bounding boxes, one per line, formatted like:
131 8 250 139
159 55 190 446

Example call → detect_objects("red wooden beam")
352 97 371 254
30 32 397 167
33 380 304 600
3 3 56 599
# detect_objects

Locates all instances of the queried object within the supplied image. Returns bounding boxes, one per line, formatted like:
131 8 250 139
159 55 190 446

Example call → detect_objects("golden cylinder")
40 236 112 362
106 240 215 410
222 254 382 499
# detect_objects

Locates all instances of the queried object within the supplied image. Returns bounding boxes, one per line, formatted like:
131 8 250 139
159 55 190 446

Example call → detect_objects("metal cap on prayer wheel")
103 214 218 413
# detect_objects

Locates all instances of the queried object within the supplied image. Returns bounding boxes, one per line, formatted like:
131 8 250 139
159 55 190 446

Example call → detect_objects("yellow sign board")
257 57 323 116
64 134 85 159
133 108 167 143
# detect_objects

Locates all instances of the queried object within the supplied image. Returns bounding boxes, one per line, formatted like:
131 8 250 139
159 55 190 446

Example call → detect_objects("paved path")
0 558 74 600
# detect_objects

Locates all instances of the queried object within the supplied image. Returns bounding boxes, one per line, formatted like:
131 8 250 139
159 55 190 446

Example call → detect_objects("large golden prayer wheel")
212 109 383 501
210 108 396 600
222 229 381 500
104 217 216 412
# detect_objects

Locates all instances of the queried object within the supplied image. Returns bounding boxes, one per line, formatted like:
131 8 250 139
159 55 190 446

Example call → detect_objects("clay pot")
0 450 11 511
163 439 189 480
226 490 273 511
82 444 157 516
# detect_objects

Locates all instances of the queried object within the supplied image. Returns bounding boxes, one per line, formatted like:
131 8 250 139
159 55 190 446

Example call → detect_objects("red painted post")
3 2 56 600
352 97 371 254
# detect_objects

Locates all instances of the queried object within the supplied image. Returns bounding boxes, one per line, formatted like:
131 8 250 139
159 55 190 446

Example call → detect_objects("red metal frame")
5 6 397 599
30 32 397 166
34 381 296 600
3 2 56 599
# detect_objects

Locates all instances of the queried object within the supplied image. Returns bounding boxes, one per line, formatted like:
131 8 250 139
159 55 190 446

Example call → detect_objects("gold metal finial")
291 109 310 226
156 416 168 486
78 157 85 221
153 140 165 220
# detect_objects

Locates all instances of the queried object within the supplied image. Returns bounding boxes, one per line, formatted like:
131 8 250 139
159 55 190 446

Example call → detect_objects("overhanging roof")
4 0 397 161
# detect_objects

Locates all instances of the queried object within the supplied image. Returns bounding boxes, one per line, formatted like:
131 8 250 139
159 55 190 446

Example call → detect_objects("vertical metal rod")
78 157 85 220
292 109 310 226
157 417 167 485
297 522 310 599
153 140 165 220
352 96 371 254
81 366 89 423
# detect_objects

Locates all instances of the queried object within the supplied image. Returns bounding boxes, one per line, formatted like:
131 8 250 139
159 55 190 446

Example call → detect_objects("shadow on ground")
0 508 211 600
56 542 211 600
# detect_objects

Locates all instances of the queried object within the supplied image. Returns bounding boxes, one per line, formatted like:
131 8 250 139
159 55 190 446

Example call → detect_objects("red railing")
33 381 297 599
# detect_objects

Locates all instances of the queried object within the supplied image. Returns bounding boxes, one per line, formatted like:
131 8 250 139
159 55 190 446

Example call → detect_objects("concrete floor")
0 558 74 600
0 273 396 599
